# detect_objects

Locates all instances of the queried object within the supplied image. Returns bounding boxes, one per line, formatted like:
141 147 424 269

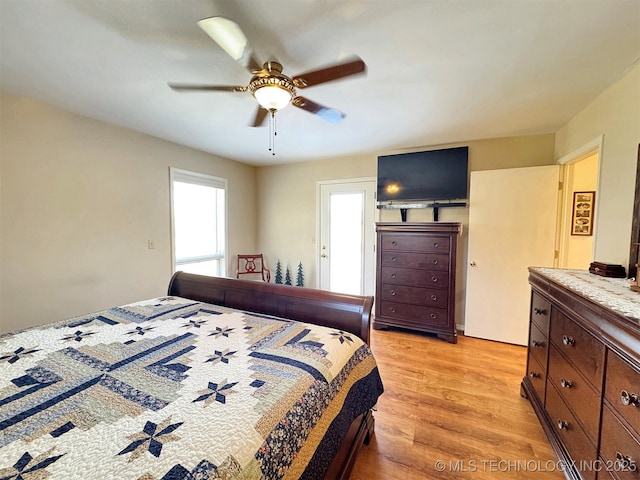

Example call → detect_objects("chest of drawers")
522 268 640 480
374 222 460 343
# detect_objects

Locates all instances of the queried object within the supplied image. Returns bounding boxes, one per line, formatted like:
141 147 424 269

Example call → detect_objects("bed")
0 272 383 479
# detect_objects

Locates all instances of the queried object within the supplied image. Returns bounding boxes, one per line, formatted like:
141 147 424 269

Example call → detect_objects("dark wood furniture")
168 271 376 479
522 268 640 480
374 222 460 343
236 253 271 282
628 144 640 279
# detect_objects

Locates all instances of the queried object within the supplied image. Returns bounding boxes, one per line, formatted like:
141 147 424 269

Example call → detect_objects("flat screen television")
377 146 469 203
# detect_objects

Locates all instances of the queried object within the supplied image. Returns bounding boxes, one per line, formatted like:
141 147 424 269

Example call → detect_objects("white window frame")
169 167 228 277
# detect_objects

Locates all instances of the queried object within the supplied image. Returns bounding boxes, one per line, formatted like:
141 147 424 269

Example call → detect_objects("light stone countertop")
531 268 640 321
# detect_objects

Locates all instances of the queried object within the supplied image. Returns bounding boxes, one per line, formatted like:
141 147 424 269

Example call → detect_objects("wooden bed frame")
167 271 376 479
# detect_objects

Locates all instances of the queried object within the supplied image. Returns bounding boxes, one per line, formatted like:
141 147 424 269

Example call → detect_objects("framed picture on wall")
571 191 595 236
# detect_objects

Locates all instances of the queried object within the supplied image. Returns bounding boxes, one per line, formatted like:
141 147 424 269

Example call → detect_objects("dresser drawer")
530 291 551 334
380 252 449 271
380 285 448 308
546 384 598 480
529 322 549 372
605 351 640 437
550 310 605 391
526 352 547 404
377 301 449 328
599 406 640 480
380 234 450 253
379 266 449 289
548 343 601 444
598 471 617 480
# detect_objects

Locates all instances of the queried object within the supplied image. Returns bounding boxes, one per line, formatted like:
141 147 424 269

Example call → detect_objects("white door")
464 165 560 345
318 179 376 296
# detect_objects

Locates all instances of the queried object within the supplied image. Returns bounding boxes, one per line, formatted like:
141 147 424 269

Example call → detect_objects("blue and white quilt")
0 296 383 479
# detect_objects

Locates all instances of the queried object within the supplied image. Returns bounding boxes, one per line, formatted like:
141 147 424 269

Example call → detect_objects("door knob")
470 261 477 267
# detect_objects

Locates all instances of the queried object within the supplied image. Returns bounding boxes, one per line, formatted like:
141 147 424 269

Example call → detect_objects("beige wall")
555 62 640 266
256 134 555 327
256 152 375 288
3 62 635 334
0 93 257 333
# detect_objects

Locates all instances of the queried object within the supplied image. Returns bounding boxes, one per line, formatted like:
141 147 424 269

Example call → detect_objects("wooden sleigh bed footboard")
167 271 379 479
168 271 374 345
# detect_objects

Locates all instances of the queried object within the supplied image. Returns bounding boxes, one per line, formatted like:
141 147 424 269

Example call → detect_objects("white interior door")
318 179 376 295
464 165 560 345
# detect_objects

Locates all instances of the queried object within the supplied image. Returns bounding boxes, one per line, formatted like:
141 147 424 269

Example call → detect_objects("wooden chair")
236 254 271 282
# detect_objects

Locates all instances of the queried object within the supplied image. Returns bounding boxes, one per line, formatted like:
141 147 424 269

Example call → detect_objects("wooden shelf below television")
377 202 467 221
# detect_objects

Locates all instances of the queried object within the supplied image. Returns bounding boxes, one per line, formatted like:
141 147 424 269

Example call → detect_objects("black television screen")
377 146 469 203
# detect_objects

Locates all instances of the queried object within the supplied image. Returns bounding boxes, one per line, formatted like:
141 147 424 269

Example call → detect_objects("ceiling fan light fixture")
249 71 296 111
253 84 293 110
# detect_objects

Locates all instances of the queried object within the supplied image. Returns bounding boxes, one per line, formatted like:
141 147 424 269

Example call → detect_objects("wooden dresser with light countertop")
522 268 640 480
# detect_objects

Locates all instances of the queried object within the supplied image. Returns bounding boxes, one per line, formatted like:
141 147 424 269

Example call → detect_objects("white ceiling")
1 0 639 166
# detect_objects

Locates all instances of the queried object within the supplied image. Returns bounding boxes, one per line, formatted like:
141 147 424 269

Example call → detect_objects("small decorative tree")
274 260 283 284
284 267 292 286
296 262 304 287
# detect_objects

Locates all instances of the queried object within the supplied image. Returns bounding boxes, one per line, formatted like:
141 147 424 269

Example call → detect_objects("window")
329 191 364 295
170 168 226 277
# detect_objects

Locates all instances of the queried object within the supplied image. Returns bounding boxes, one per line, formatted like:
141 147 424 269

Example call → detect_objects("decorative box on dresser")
374 222 460 343
522 268 640 480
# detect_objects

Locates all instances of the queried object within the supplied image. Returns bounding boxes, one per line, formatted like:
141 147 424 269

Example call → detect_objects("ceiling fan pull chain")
268 110 272 154
268 109 277 156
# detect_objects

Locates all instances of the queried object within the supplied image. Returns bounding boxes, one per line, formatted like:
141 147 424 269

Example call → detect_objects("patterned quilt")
0 296 383 479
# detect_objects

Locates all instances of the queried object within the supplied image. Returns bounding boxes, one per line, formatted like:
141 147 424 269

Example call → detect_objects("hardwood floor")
350 328 565 480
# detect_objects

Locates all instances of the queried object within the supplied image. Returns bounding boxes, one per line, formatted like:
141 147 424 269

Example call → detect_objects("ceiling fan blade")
251 107 268 127
168 83 247 92
292 57 366 88
292 96 346 124
197 17 262 73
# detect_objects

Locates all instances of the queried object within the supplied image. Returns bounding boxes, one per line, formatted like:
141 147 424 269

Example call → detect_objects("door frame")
556 135 603 267
315 177 378 294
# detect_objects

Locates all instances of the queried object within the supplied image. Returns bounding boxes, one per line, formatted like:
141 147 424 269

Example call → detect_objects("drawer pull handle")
432 276 438 283
389 307 396 313
620 390 640 407
615 452 636 472
432 259 439 265
560 379 573 388
430 295 437 301
391 273 397 279
430 313 437 319
433 242 439 248
533 307 547 315
392 241 398 246
390 290 396 296
531 340 543 348
391 256 397 262
562 335 575 346
529 371 540 379
557 420 569 430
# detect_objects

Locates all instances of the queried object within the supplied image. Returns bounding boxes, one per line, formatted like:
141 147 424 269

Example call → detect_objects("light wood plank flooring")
350 329 565 480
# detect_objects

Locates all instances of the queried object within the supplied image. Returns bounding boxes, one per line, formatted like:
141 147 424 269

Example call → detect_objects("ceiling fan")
168 17 366 128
